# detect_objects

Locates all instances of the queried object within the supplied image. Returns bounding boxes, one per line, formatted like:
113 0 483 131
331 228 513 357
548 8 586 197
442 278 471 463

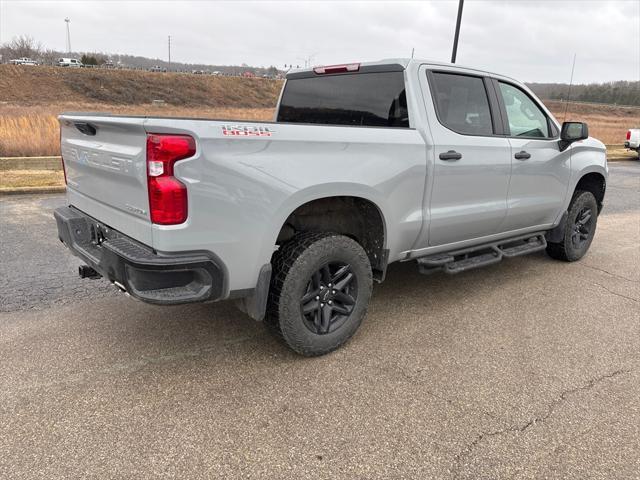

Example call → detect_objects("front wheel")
546 190 598 262
267 232 373 357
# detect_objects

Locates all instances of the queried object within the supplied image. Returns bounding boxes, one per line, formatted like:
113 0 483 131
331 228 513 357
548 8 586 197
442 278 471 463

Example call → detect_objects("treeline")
528 81 640 106
102 53 280 76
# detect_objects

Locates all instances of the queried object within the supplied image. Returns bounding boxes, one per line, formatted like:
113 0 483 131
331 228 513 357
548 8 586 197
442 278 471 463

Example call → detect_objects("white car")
10 57 38 65
58 58 82 68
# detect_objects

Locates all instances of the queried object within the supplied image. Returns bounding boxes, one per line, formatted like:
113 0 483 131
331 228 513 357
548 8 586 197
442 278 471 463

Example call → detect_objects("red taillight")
313 63 360 75
626 130 631 140
146 134 195 225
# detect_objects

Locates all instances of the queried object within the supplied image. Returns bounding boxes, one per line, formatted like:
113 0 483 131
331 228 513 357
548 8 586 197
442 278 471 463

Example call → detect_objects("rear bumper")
54 206 225 305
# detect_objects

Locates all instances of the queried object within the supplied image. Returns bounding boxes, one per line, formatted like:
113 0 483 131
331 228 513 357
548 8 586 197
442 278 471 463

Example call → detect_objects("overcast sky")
1 0 638 83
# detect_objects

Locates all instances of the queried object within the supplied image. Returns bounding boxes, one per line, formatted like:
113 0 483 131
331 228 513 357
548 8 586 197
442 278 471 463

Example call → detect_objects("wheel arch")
270 190 389 281
573 170 606 213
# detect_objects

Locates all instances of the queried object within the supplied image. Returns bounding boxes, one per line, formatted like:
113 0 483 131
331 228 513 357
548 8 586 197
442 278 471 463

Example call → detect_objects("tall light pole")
168 35 171 71
65 17 71 53
451 0 464 63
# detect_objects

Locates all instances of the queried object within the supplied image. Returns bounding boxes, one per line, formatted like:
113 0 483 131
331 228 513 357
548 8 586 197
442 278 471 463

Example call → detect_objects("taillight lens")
146 134 195 225
626 130 631 140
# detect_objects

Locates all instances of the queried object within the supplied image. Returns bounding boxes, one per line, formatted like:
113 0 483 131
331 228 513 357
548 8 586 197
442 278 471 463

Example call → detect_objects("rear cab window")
277 71 409 128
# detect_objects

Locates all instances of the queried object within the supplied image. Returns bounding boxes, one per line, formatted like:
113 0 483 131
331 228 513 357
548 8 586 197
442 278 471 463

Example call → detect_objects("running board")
417 233 547 275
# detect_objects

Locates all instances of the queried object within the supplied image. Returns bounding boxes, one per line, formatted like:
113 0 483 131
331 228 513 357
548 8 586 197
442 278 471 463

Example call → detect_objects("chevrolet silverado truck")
55 59 607 356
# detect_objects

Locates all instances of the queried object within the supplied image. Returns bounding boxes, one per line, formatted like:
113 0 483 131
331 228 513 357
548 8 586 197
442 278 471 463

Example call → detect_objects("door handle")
514 151 531 160
439 150 462 161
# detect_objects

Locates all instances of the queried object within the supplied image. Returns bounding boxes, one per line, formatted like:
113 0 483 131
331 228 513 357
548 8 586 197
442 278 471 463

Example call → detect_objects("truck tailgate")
59 114 153 245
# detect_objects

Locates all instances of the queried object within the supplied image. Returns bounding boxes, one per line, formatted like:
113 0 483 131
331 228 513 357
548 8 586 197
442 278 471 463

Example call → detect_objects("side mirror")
559 122 589 151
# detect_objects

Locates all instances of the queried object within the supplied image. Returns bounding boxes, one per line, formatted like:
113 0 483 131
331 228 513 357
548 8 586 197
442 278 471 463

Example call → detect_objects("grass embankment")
0 64 280 157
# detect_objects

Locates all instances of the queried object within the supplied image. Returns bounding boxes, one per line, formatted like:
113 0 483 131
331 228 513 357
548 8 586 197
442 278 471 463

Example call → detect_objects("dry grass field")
0 65 638 157
0 103 274 157
546 100 640 146
0 169 65 189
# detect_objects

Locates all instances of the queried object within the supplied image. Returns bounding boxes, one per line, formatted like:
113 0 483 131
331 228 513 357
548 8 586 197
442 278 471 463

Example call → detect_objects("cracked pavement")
1 161 639 479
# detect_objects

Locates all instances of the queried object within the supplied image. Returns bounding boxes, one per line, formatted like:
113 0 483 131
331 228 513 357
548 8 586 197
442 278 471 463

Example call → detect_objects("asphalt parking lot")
1 161 638 479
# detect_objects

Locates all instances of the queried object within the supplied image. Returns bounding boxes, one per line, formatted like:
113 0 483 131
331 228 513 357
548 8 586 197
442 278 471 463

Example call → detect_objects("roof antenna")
563 53 577 122
411 47 415 59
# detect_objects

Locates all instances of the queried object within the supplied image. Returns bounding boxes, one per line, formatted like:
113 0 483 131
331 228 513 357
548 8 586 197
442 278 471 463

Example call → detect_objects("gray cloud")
1 0 638 82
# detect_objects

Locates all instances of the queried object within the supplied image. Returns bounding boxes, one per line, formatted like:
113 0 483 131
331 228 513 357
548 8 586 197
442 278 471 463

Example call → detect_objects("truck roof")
286 58 519 83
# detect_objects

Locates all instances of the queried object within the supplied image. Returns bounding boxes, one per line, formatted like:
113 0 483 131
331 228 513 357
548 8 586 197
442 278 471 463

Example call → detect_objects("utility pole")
168 35 171 71
297 53 317 69
65 17 71 53
451 0 464 63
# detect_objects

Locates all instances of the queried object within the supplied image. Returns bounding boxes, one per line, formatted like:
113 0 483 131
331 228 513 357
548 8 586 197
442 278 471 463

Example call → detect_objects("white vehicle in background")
625 129 640 158
58 58 82 68
10 57 38 65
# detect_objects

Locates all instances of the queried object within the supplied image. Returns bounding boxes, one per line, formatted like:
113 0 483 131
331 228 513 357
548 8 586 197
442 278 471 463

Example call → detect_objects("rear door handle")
514 151 531 160
439 150 462 161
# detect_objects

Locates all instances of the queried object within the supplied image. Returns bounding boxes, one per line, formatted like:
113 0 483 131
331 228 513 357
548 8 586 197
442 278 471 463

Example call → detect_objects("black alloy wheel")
300 262 358 335
571 207 594 250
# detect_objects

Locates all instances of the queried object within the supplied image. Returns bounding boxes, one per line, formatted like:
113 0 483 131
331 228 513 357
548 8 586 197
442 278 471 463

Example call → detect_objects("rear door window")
429 72 494 136
277 72 409 128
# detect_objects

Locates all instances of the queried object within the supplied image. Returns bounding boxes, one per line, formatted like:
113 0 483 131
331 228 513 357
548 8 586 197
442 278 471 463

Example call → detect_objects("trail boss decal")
222 125 273 137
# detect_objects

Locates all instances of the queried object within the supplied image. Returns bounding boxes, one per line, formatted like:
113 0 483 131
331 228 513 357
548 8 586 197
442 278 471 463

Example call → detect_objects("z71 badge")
222 125 273 137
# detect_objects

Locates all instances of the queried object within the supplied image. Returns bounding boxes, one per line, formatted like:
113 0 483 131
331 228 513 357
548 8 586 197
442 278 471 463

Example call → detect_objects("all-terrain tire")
546 190 598 262
266 232 373 357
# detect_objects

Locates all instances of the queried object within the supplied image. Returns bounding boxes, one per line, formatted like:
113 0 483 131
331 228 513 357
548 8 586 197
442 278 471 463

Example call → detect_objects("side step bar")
417 233 547 275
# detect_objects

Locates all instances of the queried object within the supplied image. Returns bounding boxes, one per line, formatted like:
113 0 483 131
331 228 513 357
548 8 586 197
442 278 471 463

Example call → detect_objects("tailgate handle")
74 122 97 136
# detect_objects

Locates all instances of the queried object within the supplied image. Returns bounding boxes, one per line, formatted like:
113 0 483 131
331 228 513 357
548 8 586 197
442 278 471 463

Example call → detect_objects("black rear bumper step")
54 206 225 305
417 233 547 275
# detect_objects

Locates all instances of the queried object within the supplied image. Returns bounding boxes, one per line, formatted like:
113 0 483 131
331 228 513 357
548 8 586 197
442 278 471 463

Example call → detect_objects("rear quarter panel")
143 119 427 293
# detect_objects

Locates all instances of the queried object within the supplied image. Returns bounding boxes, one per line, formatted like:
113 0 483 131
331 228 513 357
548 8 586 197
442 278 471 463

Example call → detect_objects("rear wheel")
267 232 373 356
546 190 598 262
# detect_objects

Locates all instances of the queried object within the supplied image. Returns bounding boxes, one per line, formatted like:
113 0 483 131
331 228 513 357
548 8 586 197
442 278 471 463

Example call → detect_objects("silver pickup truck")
55 58 608 356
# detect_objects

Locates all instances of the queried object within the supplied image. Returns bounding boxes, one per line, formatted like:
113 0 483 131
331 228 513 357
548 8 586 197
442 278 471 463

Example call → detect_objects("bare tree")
2 35 43 59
